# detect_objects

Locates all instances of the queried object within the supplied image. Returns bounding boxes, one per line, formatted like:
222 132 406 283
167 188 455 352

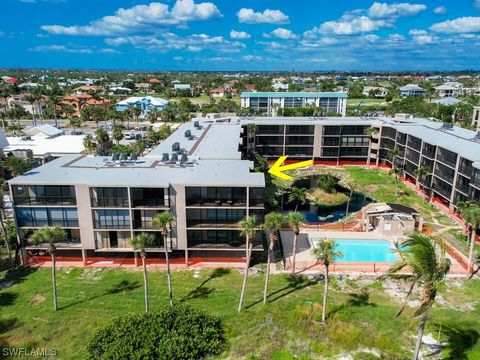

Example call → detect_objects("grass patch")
1 268 480 359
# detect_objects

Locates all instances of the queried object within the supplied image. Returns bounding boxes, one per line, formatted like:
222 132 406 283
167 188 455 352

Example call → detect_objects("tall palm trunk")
164 246 173 307
322 264 329 322
51 253 58 312
238 239 252 312
142 254 149 313
0 210 12 265
344 190 353 228
263 237 275 304
412 312 427 360
468 227 477 275
291 231 298 275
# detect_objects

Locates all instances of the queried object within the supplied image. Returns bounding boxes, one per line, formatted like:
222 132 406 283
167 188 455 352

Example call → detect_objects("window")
249 188 265 207
90 187 129 208
381 127 396 139
285 136 314 145
436 147 457 169
185 187 247 206
286 125 314 134
93 210 130 229
130 188 166 208
187 230 245 249
12 185 76 206
323 126 341 136
458 158 473 177
322 137 340 146
422 143 436 158
186 209 246 227
284 147 313 156
256 136 284 146
341 137 369 147
322 148 339 157
16 207 79 227
256 125 284 134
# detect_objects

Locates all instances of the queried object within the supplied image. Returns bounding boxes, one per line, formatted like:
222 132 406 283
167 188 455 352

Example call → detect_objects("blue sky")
1 0 480 71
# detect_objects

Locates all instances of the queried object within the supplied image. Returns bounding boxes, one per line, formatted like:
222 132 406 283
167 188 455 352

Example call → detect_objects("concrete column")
81 248 87 266
185 249 189 268
134 251 139 266
417 217 424 232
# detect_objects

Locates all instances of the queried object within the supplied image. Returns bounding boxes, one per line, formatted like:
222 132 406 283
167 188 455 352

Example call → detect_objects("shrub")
87 305 224 360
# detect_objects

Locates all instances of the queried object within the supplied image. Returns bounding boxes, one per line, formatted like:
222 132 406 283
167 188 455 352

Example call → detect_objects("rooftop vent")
172 142 180 151
188 136 195 140
180 153 188 164
120 153 128 161
112 152 120 161
440 123 454 131
131 153 138 161
162 153 169 162
184 130 191 138
194 121 199 128
171 153 179 162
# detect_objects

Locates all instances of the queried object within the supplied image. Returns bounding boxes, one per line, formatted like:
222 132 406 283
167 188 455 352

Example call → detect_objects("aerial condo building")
10 115 480 264
240 92 348 116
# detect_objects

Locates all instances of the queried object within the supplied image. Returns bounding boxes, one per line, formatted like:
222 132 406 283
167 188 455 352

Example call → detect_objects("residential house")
59 95 110 117
74 85 100 95
435 82 464 98
362 86 389 98
115 96 169 118
399 84 427 97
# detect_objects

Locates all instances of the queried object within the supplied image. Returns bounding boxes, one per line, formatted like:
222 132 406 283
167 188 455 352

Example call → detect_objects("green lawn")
1 267 480 359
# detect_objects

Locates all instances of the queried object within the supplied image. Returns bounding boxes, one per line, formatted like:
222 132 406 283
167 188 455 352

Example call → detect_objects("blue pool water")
311 239 398 263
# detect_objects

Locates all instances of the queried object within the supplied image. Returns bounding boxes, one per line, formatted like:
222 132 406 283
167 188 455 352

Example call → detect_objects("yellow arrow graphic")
268 155 313 180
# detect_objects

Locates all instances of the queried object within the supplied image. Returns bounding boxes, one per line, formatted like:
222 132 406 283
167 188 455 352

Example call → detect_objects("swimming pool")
310 238 398 263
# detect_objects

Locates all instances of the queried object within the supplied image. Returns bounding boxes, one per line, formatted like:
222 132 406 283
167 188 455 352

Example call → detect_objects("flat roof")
10 155 264 187
5 135 85 156
240 91 348 98
10 120 263 188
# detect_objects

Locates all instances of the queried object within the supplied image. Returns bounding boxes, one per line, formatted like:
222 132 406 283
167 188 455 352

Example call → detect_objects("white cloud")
318 16 388 36
230 30 251 39
433 6 447 15
264 28 299 40
409 29 437 44
106 33 245 53
236 8 289 24
29 44 119 54
41 0 222 36
430 17 480 33
367 2 427 19
306 2 427 37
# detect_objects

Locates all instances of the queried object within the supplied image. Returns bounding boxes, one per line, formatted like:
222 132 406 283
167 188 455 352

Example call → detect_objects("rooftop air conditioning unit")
162 153 169 162
180 154 188 163
172 142 180 151
185 130 191 138
171 153 179 162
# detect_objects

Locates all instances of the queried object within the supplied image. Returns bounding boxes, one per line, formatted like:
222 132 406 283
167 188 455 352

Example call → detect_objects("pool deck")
280 230 469 276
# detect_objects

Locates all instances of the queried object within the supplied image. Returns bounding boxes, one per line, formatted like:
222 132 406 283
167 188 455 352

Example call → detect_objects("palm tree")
25 93 38 127
390 166 404 200
344 180 357 224
262 212 287 304
238 215 257 312
112 126 124 145
389 147 401 168
364 127 379 137
288 186 308 212
31 226 67 311
69 117 82 134
287 212 305 275
7 122 22 136
313 239 343 322
83 134 96 155
385 233 451 360
132 107 141 128
2 156 31 177
460 203 480 276
152 211 175 307
131 232 156 313
0 181 13 265
95 128 110 156
413 166 429 192
48 84 63 127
